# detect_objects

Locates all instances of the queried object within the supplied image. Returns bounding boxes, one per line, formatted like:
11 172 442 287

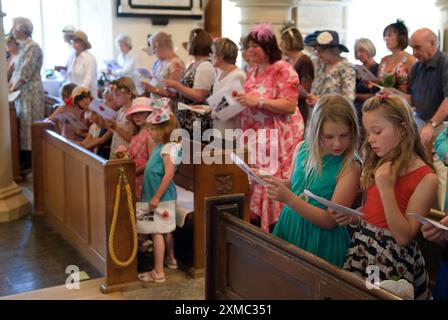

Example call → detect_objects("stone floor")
0 174 204 300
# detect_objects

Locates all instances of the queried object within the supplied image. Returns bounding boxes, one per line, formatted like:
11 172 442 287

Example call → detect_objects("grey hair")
354 38 376 58
13 17 33 36
115 34 132 49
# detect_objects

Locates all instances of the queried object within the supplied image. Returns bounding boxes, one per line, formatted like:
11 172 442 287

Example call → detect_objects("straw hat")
71 86 91 101
72 30 92 49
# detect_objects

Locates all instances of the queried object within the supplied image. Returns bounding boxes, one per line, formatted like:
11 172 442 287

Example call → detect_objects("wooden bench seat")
205 194 401 300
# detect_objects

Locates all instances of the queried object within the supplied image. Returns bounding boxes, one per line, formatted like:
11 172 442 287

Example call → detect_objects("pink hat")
125 97 153 121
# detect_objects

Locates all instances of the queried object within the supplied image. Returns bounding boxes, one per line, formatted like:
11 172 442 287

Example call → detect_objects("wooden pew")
174 142 250 277
205 194 400 300
32 122 140 293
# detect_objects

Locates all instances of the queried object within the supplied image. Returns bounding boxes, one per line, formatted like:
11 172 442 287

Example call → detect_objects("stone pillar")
436 0 448 52
231 0 299 39
295 0 349 42
0 1 31 222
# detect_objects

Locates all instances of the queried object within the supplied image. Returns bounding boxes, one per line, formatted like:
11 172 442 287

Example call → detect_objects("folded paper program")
230 152 267 186
304 189 364 216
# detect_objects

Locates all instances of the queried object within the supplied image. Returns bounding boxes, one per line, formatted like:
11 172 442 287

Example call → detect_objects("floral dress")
378 54 412 93
150 55 185 100
311 59 356 102
128 129 152 200
238 60 304 232
11 38 45 151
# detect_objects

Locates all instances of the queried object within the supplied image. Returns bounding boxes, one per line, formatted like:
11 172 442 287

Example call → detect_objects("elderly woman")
353 38 378 120
279 23 314 129
9 17 45 171
235 24 304 232
377 20 416 93
142 31 185 100
210 37 246 135
305 30 356 107
66 30 98 98
111 34 147 78
165 28 215 137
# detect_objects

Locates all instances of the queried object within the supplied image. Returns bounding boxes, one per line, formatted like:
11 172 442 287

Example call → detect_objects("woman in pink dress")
235 23 305 232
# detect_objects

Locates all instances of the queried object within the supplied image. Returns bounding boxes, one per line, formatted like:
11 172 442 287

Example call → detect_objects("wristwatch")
428 120 438 128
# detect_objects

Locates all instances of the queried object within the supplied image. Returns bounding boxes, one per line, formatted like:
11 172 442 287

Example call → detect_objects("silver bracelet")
349 216 361 228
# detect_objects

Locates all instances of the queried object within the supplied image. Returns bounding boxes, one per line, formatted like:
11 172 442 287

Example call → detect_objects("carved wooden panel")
214 174 233 195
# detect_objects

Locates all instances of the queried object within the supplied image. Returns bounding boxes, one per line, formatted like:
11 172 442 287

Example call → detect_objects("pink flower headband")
376 91 390 102
250 22 275 42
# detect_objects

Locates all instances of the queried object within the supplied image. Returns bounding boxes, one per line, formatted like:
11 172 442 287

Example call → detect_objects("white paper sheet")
372 83 409 101
407 213 448 231
177 102 211 115
105 60 122 71
230 152 268 186
304 189 364 216
8 90 21 102
206 82 245 122
89 100 117 120
56 112 88 131
354 64 377 81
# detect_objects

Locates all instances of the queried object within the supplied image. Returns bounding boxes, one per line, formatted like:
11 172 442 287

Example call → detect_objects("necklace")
299 164 313 203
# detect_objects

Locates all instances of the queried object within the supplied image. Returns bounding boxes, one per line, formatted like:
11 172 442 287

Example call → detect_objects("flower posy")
250 22 274 42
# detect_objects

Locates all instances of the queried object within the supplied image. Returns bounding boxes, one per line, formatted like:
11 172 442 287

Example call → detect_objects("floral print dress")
311 59 356 102
238 60 304 232
128 129 152 200
11 38 45 151
378 54 412 93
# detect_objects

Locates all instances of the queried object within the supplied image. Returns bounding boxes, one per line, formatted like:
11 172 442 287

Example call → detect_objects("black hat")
304 30 349 53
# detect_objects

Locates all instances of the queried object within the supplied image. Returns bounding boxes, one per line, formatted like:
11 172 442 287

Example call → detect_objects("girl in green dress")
265 94 361 267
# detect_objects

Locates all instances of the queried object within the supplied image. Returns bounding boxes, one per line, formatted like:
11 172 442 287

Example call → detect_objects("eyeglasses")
76 91 92 101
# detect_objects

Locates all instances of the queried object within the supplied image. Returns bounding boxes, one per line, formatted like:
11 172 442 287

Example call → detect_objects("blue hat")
304 30 349 53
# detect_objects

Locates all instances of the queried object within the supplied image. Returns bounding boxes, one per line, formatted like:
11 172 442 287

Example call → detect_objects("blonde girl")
335 93 438 299
138 102 182 283
265 94 361 267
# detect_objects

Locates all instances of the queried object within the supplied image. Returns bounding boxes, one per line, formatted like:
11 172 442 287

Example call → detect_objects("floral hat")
304 30 349 53
125 97 154 121
148 98 172 124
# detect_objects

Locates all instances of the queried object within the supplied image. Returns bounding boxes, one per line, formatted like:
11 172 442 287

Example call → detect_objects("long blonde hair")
306 94 359 179
361 95 432 190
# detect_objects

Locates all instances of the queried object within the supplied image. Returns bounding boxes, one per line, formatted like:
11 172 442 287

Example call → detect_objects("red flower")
161 210 170 218
232 90 238 97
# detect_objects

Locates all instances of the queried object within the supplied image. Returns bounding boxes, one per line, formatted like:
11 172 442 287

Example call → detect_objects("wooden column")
204 0 222 38
0 2 31 222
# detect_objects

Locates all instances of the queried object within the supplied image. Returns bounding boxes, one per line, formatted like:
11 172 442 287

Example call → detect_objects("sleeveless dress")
343 166 434 300
378 55 412 93
272 141 352 267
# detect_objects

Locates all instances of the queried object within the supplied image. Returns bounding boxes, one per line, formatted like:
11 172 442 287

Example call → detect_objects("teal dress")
272 141 351 267
141 143 178 202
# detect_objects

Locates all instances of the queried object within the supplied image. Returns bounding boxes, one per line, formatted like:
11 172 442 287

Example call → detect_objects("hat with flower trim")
304 30 349 52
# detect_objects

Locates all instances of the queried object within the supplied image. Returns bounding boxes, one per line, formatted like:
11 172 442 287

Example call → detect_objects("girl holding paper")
264 95 361 267
335 94 437 299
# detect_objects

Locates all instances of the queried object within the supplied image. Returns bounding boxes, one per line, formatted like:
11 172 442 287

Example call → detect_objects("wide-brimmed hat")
71 86 91 101
125 97 154 120
72 30 92 49
148 98 172 124
304 30 349 53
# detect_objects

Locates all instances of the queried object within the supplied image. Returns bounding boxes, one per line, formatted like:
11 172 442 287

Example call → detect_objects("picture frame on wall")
116 0 204 20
